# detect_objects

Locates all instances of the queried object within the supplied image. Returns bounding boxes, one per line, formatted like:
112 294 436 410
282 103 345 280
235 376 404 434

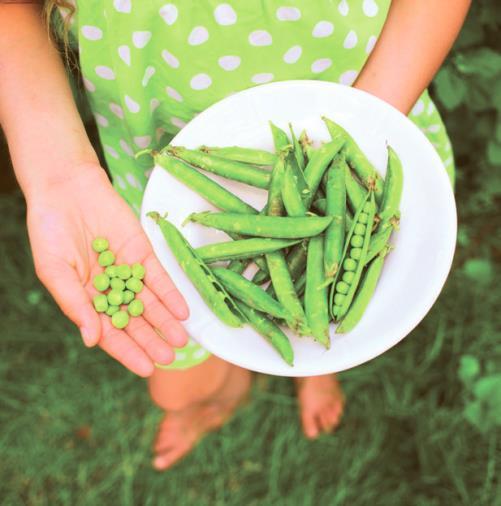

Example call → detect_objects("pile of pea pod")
148 116 403 366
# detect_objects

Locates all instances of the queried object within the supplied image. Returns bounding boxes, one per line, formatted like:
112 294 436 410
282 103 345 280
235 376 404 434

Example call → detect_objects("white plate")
141 80 456 376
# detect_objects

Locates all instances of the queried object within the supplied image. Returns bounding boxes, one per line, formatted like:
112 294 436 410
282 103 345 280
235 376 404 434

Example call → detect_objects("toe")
153 444 189 471
300 410 321 439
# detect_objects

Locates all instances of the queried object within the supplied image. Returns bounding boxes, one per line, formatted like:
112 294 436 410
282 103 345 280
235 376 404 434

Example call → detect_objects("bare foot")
152 365 251 471
295 375 344 439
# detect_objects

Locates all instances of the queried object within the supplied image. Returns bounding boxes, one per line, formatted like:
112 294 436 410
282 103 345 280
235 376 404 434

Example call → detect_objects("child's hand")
26 163 190 377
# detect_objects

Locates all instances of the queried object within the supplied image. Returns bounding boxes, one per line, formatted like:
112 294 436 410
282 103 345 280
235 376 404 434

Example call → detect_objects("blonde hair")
43 0 76 65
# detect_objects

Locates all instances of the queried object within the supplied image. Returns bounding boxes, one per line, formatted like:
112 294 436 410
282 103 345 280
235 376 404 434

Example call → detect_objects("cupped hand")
26 163 190 377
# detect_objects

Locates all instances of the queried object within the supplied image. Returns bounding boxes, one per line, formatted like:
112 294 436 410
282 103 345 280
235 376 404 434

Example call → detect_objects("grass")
0 166 499 506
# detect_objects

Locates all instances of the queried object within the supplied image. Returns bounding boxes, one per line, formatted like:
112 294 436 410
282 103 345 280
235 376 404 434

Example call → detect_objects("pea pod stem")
166 145 271 189
199 145 277 166
148 212 243 327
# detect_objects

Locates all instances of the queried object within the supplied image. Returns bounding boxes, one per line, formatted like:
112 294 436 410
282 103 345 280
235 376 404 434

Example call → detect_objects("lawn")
1 2 500 505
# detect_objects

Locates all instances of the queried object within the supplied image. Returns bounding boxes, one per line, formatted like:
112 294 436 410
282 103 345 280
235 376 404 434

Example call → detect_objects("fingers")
38 262 101 347
99 316 155 377
139 286 189 348
143 255 190 321
126 315 175 365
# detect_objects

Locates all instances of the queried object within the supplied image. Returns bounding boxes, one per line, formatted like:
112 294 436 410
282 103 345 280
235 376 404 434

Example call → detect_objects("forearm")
354 0 471 114
0 4 100 199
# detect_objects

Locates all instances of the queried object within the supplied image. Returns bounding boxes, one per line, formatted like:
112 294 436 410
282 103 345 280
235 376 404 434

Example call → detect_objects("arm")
354 0 472 114
0 5 189 376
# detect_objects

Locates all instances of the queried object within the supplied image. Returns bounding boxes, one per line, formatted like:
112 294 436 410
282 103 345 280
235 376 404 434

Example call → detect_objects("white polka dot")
339 69 358 85
188 26 209 46
283 45 302 64
161 49 180 68
427 102 435 115
83 77 96 92
251 73 274 84
115 175 127 189
338 0 349 16
249 30 272 46
218 55 241 71
343 30 358 49
159 4 178 25
276 6 301 21
119 139 134 156
132 31 152 49
427 124 441 133
113 0 131 13
312 21 334 38
150 98 160 111
142 66 155 86
411 99 425 116
171 117 187 129
193 348 208 359
94 113 108 127
95 66 115 80
134 135 151 148
109 102 124 119
365 35 378 54
311 58 332 74
104 145 119 159
214 4 237 26
363 0 379 17
190 73 212 90
126 172 141 189
155 127 165 142
118 45 131 65
124 95 140 113
166 86 183 102
81 25 102 41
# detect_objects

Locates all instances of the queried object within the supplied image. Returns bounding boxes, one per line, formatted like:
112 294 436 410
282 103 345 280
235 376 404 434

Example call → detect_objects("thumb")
38 262 102 347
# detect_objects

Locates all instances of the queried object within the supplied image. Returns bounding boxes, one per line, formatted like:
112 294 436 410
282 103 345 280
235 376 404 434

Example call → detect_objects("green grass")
0 181 499 505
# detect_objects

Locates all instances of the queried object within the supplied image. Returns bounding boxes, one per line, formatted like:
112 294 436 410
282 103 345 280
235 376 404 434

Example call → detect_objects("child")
0 0 469 471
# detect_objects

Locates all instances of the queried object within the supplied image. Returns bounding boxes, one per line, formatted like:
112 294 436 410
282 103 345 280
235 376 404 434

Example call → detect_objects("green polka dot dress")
67 0 455 370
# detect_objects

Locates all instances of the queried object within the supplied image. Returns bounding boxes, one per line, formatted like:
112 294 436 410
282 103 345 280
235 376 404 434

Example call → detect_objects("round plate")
141 80 457 376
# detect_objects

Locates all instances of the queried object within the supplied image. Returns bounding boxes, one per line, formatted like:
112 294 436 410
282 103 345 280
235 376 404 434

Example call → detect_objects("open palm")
26 165 189 377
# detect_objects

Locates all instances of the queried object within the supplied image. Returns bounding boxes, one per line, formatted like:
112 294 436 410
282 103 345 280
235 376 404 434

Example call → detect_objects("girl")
0 0 470 471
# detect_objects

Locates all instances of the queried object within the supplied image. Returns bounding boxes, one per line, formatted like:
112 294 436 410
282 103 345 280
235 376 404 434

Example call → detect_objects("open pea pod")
148 212 244 328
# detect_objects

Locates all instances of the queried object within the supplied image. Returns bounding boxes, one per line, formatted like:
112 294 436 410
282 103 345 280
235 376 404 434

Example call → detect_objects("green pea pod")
336 249 388 333
212 267 290 320
196 238 301 263
236 302 294 366
148 213 243 327
252 268 271 285
282 156 307 217
289 123 305 171
345 163 368 213
304 236 331 348
379 146 404 223
312 199 354 232
199 145 277 166
324 153 347 279
269 121 290 151
227 259 247 274
364 223 394 265
186 212 333 239
334 193 377 320
322 116 384 202
293 270 307 298
155 152 258 215
166 146 271 189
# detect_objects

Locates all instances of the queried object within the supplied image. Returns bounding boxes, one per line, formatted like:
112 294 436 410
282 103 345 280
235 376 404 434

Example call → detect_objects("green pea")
93 273 110 292
334 293 345 305
105 265 117 278
92 237 109 253
93 294 108 312
343 258 357 271
333 304 341 315
128 298 144 317
342 271 355 284
107 289 124 306
110 278 126 291
131 263 146 280
358 212 369 224
116 264 131 280
350 248 363 260
111 310 129 329
98 250 115 267
363 202 372 212
106 305 119 316
126 277 144 293
354 224 366 236
351 235 364 248
123 290 135 304
336 281 350 294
